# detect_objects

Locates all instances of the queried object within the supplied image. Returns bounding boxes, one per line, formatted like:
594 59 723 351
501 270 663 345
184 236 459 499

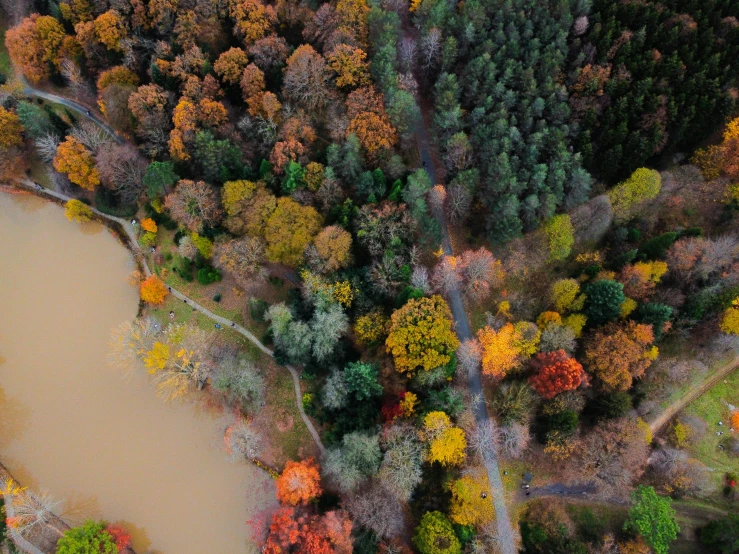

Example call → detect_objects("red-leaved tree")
528 350 589 399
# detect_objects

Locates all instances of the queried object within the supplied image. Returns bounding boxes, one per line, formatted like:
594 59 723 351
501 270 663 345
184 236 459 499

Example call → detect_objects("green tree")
623 485 679 554
281 160 304 194
193 130 243 184
143 161 179 198
413 511 461 554
699 514 739 554
634 303 672 341
344 361 382 400
56 521 118 554
15 101 53 138
583 280 625 326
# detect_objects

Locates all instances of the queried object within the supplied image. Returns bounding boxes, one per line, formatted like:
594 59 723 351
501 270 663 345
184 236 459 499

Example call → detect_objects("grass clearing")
682 367 739 488
0 12 12 79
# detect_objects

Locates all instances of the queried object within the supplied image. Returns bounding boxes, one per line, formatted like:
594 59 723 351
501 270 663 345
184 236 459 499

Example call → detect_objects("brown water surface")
0 192 275 554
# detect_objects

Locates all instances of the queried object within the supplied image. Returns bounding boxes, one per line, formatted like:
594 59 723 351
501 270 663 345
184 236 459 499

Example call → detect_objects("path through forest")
415 117 518 552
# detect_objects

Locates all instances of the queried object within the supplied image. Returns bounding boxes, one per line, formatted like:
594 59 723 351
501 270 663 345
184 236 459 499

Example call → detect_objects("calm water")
0 192 275 554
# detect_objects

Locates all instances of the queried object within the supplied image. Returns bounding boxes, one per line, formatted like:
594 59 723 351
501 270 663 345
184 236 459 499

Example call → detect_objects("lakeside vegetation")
1 0 739 553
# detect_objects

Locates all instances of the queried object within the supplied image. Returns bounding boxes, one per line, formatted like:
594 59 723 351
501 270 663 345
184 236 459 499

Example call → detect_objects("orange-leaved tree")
214 47 250 85
386 295 459 374
6 14 66 83
476 323 523 378
139 275 168 305
276 458 322 505
528 350 589 399
53 136 101 190
584 322 656 391
313 225 352 272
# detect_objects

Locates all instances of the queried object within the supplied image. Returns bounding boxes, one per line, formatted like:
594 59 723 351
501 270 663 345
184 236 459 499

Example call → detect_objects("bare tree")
446 183 471 224
499 422 530 459
213 237 267 288
7 487 62 537
468 419 501 460
399 37 417 73
420 28 442 72
70 121 112 154
108 317 160 375
345 480 404 539
224 418 263 460
378 423 425 501
34 134 61 163
96 143 147 205
60 58 92 99
457 338 482 376
410 266 432 294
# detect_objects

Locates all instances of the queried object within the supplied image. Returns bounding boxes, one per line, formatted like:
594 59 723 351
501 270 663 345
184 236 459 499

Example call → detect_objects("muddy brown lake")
0 192 275 554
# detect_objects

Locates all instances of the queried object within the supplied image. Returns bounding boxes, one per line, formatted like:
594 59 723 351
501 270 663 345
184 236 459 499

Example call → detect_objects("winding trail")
13 179 326 456
416 121 517 552
20 76 124 144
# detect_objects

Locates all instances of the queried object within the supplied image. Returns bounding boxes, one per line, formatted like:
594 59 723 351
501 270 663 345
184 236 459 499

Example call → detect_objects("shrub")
213 293 222 302
634 303 673 340
583 280 625 325
56 521 118 554
197 266 222 285
639 232 679 260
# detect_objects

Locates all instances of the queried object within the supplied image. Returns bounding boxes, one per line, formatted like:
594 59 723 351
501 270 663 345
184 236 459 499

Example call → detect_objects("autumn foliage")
0 108 24 148
584 322 656 391
53 136 101 190
276 458 322 506
477 323 522 378
421 411 467 467
139 275 169 305
386 295 459 374
64 199 93 223
105 524 132 552
6 14 66 83
529 350 589 399
263 507 353 554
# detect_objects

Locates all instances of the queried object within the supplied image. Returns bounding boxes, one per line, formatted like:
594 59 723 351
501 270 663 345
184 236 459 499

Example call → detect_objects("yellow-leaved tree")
476 323 523 378
264 197 322 266
448 470 495 528
386 295 459 374
420 411 466 466
0 107 24 148
64 199 93 222
53 136 101 190
720 298 739 335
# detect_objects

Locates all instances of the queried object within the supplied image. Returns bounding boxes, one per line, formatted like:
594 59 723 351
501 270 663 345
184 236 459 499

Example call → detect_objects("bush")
197 266 222 285
174 256 194 281
249 298 269 321
634 303 673 340
56 521 118 554
213 293 222 302
639 232 679 260
583 280 625 325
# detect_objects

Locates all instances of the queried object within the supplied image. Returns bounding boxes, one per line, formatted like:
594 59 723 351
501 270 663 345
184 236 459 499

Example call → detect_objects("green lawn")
0 12 12 79
682 367 739 488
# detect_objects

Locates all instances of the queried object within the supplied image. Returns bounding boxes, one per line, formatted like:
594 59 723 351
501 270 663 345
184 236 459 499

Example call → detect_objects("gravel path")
15 179 326 456
415 122 518 553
